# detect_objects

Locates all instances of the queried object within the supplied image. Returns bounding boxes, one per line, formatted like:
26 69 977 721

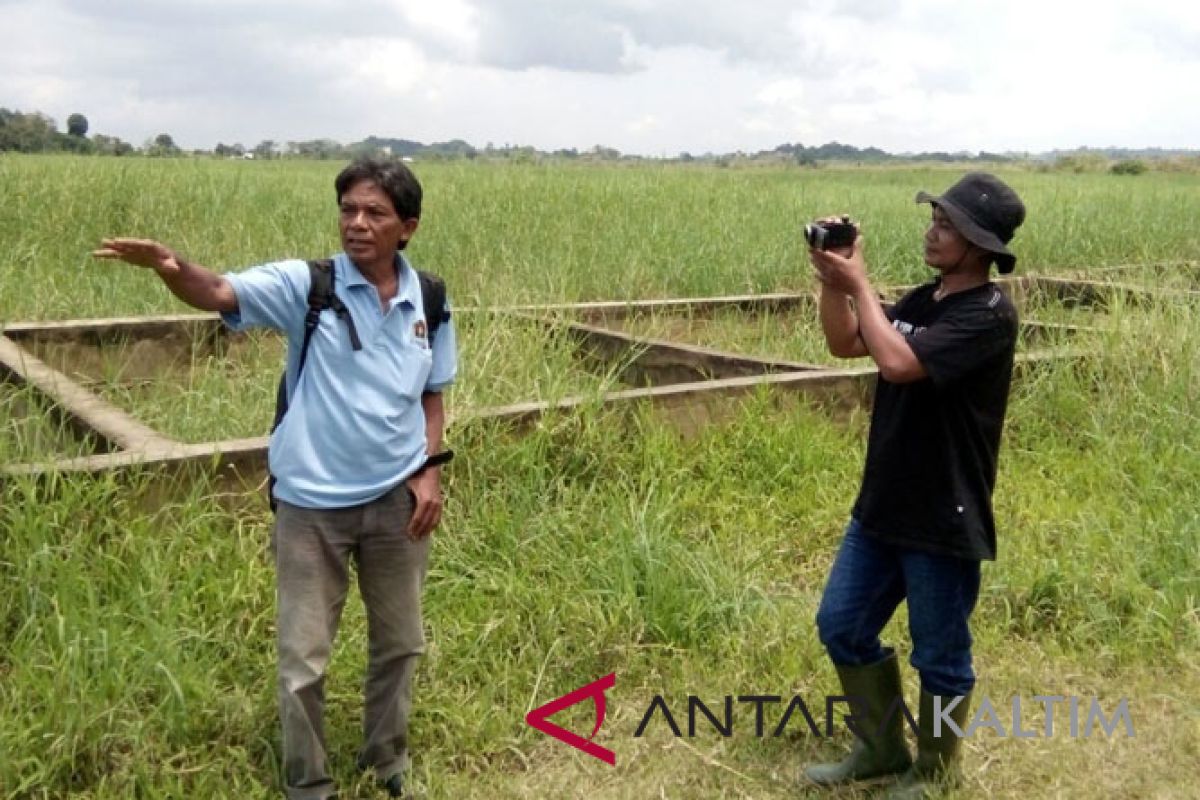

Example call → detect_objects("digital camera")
804 216 857 250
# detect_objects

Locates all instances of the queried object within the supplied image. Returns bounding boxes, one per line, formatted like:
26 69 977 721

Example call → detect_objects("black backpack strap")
297 259 333 374
417 270 449 341
301 259 362 359
273 258 362 433
272 259 333 434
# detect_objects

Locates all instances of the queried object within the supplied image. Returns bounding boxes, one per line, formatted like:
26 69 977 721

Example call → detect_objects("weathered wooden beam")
544 316 823 385
2 345 1088 482
1 314 223 344
0 336 180 454
1019 320 1102 345
1043 260 1199 282
504 292 817 323
0 436 265 478
1030 276 1200 308
0 369 873 479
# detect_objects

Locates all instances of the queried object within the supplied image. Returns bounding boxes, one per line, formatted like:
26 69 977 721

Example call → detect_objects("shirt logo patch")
893 319 927 336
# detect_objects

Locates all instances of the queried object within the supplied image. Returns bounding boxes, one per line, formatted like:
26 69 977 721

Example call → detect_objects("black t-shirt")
852 280 1018 561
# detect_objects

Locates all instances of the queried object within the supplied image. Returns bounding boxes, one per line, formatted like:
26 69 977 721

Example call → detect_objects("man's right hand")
91 238 238 313
92 238 181 275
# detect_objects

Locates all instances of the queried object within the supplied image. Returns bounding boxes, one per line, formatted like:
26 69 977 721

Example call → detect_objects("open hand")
92 238 181 274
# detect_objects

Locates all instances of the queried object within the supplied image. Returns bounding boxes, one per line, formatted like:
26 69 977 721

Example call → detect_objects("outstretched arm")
92 238 238 313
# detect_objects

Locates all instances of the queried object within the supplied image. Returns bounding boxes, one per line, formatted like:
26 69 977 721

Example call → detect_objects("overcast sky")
3 0 1198 156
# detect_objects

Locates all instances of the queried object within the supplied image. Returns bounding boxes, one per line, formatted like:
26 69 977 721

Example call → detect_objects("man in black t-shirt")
802 173 1026 799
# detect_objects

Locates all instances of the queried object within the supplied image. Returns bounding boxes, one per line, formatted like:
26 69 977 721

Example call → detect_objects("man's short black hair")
335 157 423 220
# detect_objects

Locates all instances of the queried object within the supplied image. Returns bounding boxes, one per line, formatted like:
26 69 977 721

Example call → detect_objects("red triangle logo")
525 673 616 765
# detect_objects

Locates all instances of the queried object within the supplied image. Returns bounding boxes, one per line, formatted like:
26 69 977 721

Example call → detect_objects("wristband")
412 449 454 477
424 449 454 468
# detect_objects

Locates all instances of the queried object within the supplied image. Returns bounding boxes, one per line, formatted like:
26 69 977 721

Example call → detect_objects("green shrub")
1111 159 1149 175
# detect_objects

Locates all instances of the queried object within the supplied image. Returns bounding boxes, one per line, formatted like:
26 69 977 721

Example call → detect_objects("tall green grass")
1 157 1197 798
4 155 1200 321
3 308 1196 796
0 382 97 461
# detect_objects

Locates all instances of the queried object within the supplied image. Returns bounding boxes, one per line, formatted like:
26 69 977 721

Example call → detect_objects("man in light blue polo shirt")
94 157 456 800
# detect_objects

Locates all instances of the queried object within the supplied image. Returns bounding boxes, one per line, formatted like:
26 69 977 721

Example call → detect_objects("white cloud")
394 0 479 60
1 0 1197 155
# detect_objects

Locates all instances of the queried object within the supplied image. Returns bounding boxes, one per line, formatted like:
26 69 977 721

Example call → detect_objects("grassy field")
4 156 1200 321
1 155 1198 799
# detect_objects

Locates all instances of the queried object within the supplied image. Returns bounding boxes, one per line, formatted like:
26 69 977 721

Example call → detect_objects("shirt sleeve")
906 301 1017 387
219 259 310 337
425 298 458 392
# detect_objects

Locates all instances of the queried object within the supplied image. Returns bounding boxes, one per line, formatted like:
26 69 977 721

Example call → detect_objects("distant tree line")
1 108 141 155
3 106 1198 172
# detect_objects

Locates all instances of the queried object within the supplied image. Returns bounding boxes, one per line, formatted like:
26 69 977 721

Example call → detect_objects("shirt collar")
337 252 372 288
337 252 419 308
394 255 421 309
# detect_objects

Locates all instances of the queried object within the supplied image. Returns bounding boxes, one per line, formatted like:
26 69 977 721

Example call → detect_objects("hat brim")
916 190 1017 274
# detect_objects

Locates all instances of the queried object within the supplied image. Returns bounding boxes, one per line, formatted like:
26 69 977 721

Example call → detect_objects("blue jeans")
815 519 981 697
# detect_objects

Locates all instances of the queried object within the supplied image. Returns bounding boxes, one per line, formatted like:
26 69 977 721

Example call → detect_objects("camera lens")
804 223 826 249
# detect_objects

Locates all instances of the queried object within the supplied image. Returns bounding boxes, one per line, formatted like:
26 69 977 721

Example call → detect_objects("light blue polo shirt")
221 252 457 509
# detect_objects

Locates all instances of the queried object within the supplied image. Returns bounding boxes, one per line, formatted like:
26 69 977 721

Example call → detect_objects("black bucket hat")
915 172 1026 273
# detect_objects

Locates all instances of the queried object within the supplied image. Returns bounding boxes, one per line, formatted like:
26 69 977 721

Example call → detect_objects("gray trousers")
273 484 429 800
